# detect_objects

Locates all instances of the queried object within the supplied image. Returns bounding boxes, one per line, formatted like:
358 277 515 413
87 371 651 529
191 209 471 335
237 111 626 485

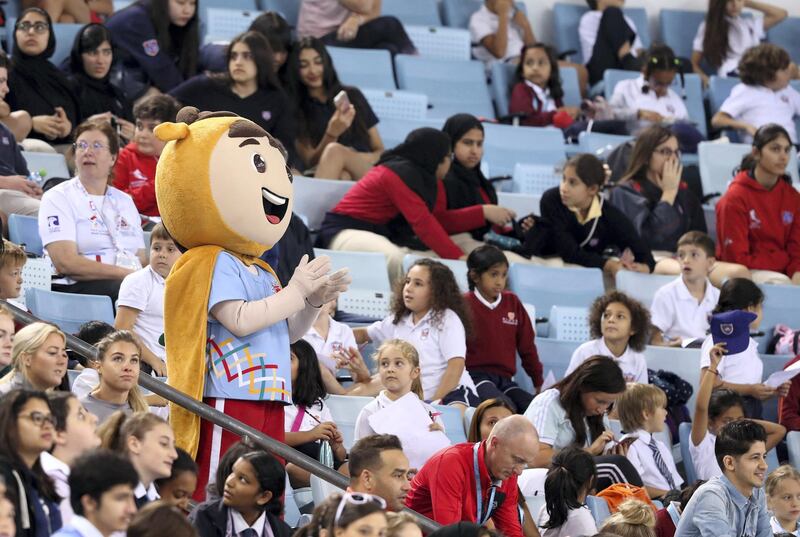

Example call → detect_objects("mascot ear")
154 122 190 142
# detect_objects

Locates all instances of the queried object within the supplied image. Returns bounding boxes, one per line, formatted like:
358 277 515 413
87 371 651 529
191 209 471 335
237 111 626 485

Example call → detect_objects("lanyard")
473 443 497 526
76 180 126 253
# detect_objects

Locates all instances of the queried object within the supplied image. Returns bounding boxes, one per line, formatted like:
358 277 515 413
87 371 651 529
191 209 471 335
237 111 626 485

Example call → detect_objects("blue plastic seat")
708 75 739 115
293 176 353 230
8 214 43 256
376 117 444 150
197 0 257 35
482 123 566 178
261 0 300 26
21 151 70 179
402 255 469 292
552 4 649 63
433 404 467 444
679 422 698 484
586 495 611 526
615 271 676 308
767 17 800 64
315 248 392 319
548 306 590 342
25 288 114 335
395 55 494 119
440 0 526 29
328 47 396 91
403 25 470 61
490 63 581 117
576 132 632 157
757 285 800 353
659 10 706 60
326 395 373 451
510 163 561 196
382 0 440 26
203 7 261 43
497 192 540 217
644 346 703 411
535 338 580 378
361 89 427 121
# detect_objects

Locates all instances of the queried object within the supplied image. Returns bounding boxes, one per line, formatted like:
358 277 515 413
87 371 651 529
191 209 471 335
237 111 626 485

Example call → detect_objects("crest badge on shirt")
421 328 430 340
666 105 675 114
142 39 159 57
502 312 518 326
262 111 272 122
1 136 8 145
783 211 794 225
749 209 761 229
47 215 60 231
781 94 790 104
89 214 104 232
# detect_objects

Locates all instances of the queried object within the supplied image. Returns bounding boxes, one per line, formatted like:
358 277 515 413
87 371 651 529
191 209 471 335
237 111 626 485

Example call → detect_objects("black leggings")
594 454 643 491
321 16 416 56
586 7 643 85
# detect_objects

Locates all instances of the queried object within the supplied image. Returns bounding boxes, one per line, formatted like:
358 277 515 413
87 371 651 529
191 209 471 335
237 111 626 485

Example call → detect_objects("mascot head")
154 107 293 258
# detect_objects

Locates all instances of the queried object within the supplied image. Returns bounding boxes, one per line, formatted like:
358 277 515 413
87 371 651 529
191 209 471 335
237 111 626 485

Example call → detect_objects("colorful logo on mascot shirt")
206 335 289 402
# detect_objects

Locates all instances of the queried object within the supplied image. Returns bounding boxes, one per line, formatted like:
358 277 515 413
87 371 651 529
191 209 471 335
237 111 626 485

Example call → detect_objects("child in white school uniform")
354 259 479 407
566 291 650 383
712 44 800 144
616 383 683 500
765 465 800 536
469 0 535 67
650 231 720 347
303 299 357 394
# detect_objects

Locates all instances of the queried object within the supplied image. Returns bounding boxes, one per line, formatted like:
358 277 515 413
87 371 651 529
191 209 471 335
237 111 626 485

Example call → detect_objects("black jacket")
189 499 293 537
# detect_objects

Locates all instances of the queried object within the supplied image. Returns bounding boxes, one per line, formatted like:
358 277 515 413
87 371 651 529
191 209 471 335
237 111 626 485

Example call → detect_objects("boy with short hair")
112 94 180 217
53 449 139 537
618 383 683 499
0 240 26 305
675 420 772 537
650 231 720 346
115 223 181 377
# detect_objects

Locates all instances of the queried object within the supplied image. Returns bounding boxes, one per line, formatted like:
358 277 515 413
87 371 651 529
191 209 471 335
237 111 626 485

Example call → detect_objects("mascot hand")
309 267 351 307
288 254 332 298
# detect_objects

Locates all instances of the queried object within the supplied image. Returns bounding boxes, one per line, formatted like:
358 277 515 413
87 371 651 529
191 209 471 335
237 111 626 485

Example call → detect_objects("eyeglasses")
74 140 109 153
655 147 681 158
15 21 49 34
334 493 387 526
20 411 54 428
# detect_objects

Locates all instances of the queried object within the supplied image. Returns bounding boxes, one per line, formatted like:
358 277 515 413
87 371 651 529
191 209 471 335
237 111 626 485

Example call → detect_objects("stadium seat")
433 404 467 444
326 395 372 451
586 495 611 526
361 89 427 121
788 431 800 469
497 192 540 217
25 288 114 335
615 271 676 308
548 306 589 342
376 117 444 149
440 0 526 29
8 214 43 256
552 4 649 64
767 17 800 65
576 132 632 156
315 249 392 319
489 63 581 118
757 285 800 354
463 406 476 435
707 75 739 115
659 10 705 60
203 7 261 43
678 422 698 484
67 370 80 386
19 258 53 308
382 0 441 26
535 338 580 379
310 475 344 507
293 176 353 231
21 151 70 180
112 0 133 12
510 163 561 196
644 346 702 411
403 25 470 61
481 123 565 178
402 255 469 292
395 55 495 119
261 0 300 26
328 47 396 91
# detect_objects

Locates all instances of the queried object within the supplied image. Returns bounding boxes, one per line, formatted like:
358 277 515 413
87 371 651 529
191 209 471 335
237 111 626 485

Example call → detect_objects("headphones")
642 52 686 100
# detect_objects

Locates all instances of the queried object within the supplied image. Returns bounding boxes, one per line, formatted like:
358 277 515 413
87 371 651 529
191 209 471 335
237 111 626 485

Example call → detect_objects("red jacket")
508 82 564 127
112 142 160 216
715 170 800 276
780 354 800 432
405 442 522 537
331 165 485 259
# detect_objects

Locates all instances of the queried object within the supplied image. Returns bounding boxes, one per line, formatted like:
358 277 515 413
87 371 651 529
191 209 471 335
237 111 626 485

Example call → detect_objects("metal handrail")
3 300 441 533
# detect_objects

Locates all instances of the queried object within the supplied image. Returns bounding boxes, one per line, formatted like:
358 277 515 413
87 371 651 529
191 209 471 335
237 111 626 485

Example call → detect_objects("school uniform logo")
142 39 159 57
589 238 599 247
420 328 430 340
783 211 794 225
89 214 103 231
781 94 790 104
261 111 273 122
666 105 675 114
117 216 130 230
47 215 60 230
131 169 148 187
1 136 8 145
749 209 761 229
331 341 343 353
502 312 518 326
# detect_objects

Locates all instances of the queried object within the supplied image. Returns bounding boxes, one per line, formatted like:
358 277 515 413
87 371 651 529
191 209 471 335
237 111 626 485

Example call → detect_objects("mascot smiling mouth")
262 187 288 224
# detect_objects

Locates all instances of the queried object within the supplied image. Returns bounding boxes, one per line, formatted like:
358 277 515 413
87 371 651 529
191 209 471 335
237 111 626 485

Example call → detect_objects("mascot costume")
154 107 350 496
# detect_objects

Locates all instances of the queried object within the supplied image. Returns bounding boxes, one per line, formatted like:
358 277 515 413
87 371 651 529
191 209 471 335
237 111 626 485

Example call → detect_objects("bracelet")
305 297 323 308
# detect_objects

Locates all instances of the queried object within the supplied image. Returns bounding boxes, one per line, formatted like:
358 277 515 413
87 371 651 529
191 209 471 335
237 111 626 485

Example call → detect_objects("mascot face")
154 108 293 257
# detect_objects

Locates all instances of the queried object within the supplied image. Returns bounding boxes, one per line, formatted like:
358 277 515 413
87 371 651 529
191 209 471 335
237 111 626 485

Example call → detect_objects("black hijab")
67 23 132 122
442 113 498 208
377 127 451 210
9 8 80 137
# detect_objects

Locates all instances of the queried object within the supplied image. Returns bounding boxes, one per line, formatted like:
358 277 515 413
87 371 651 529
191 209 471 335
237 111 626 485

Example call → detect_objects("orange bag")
596 483 657 513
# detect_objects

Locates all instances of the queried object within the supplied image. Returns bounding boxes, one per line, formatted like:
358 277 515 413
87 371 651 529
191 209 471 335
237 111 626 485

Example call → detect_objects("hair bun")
616 499 656 526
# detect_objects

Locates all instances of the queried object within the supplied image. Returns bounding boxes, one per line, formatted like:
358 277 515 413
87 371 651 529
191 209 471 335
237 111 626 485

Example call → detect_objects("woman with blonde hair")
599 499 656 537
79 330 148 424
0 321 67 394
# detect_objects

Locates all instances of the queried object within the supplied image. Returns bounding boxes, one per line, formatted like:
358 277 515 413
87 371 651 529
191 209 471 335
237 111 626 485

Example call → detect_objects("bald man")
405 415 539 537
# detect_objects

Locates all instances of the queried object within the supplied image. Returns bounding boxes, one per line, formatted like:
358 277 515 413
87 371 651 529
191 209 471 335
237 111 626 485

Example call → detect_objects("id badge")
114 250 142 271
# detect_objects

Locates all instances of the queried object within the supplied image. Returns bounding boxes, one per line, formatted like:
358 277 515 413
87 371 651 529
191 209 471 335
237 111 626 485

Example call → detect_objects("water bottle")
27 169 47 187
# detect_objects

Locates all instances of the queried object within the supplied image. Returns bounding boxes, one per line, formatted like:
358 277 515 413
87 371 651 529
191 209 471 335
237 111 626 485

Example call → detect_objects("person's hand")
117 118 135 141
609 438 630 457
520 215 535 233
630 262 650 274
0 175 43 198
333 346 371 383
311 421 338 442
308 267 351 308
749 383 777 401
603 258 623 276
0 100 10 118
53 107 72 138
32 114 62 140
708 342 726 370
336 15 361 42
559 106 581 120
482 204 516 226
331 427 344 445
588 429 614 455
288 254 331 299
638 109 664 122
429 422 444 432
495 0 514 16
658 157 683 193
778 381 792 398
88 111 113 122
326 106 356 138
149 359 168 377
511 6 529 25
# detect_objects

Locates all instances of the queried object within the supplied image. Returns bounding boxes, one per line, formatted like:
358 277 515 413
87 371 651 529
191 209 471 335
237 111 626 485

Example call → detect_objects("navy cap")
710 310 758 354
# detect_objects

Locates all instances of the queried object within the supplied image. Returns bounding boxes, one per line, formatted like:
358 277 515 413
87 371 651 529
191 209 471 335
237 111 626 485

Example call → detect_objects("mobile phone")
334 90 351 112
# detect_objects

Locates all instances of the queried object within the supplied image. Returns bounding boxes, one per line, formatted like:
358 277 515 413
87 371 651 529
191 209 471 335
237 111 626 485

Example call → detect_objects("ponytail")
542 447 597 529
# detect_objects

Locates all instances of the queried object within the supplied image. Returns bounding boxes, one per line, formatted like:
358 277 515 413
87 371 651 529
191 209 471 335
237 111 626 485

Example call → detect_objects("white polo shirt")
566 338 648 384
692 16 765 77
700 334 763 384
524 388 611 450
284 399 334 433
578 10 642 65
38 178 145 285
469 5 526 65
608 75 689 120
40 451 73 524
117 265 166 361
303 318 357 374
353 390 444 441
650 276 719 341
719 83 800 143
623 429 684 491
367 309 476 400
690 431 722 481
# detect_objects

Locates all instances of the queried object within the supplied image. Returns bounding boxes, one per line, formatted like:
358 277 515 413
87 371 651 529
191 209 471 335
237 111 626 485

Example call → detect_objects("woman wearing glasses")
610 125 749 285
0 322 68 396
7 7 79 146
38 119 146 302
294 492 387 537
0 389 63 537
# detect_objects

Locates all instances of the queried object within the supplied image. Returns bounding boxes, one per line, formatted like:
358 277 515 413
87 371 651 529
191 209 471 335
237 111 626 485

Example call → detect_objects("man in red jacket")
405 415 538 537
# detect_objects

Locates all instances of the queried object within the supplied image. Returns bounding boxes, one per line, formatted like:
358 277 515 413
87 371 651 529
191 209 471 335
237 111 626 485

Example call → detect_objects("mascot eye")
252 153 267 173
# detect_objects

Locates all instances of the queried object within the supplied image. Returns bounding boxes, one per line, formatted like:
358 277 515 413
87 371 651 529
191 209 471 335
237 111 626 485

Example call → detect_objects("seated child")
469 0 535 67
599 499 656 536
653 481 705 537
303 299 359 395
650 231 720 346
617 383 683 499
464 245 541 410
115 223 181 377
712 44 800 144
765 465 800 535
566 291 650 383
536 446 598 537
0 240 25 309
579 0 643 85
112 94 180 217
154 448 198 515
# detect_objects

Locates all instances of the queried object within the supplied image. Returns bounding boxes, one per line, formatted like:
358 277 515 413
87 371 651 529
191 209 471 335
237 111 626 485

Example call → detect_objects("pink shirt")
298 0 350 38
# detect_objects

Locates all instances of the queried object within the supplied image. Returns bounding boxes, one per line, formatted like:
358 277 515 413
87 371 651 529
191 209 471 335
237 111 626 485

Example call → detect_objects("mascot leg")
194 397 285 500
